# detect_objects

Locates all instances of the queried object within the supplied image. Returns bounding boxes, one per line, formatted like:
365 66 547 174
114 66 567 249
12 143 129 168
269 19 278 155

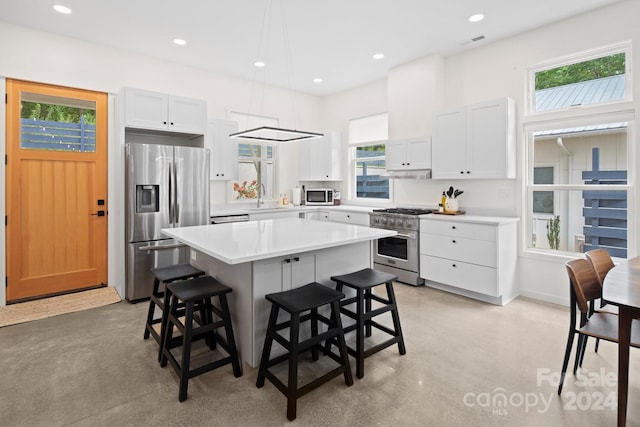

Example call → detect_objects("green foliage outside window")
21 101 96 124
535 53 625 90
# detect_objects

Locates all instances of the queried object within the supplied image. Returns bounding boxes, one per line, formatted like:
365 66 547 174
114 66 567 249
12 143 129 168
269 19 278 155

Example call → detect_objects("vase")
445 198 459 212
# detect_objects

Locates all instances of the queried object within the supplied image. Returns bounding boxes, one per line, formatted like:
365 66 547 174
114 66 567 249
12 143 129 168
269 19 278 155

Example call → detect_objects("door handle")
91 210 106 217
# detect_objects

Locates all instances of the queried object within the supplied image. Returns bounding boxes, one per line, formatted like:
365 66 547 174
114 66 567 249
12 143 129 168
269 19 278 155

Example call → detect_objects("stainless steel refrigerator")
125 143 210 301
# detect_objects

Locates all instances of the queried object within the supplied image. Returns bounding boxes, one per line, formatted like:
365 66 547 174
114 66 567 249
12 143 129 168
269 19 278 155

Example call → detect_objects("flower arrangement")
233 180 258 199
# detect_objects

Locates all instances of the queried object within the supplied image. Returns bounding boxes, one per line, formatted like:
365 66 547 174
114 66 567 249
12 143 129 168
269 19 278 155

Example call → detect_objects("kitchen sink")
246 205 287 211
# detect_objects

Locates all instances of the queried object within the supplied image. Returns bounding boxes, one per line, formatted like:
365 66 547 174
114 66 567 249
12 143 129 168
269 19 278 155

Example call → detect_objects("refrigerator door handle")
168 160 174 224
138 243 186 251
174 160 179 223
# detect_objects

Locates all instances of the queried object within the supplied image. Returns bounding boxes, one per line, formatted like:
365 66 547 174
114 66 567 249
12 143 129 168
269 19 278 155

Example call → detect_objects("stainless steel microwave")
305 188 334 205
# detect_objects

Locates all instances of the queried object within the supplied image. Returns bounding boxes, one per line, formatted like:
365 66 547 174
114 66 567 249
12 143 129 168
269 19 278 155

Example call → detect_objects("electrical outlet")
190 250 197 261
498 189 512 201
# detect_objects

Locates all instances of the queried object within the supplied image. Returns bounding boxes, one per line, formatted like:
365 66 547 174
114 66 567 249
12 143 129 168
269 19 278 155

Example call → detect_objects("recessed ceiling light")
254 61 265 68
173 38 187 46
313 78 323 84
468 13 484 23
53 5 72 14
372 53 385 60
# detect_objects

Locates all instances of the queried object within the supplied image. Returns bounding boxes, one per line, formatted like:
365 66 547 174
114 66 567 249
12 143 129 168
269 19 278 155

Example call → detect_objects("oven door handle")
394 233 412 239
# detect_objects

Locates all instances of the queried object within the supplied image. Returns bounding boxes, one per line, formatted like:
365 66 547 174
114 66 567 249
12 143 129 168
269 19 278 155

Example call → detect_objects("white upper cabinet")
386 136 431 171
205 119 238 180
299 131 342 181
123 87 207 135
432 97 515 179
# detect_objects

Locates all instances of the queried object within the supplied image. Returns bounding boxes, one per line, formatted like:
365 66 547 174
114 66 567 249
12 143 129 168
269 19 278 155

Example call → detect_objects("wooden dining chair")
558 258 640 395
585 248 617 313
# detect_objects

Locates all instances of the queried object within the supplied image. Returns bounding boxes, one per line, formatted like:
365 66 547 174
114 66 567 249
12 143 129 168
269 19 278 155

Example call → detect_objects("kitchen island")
162 218 395 368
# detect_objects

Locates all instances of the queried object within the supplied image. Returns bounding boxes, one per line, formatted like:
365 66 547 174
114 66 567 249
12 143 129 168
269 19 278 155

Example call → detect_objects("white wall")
0 21 321 303
322 0 640 305
2 0 639 306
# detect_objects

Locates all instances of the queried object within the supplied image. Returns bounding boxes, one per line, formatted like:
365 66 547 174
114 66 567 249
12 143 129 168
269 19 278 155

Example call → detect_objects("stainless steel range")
369 208 435 286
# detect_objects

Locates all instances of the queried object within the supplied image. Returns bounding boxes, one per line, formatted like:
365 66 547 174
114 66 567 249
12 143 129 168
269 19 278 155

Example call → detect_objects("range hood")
384 169 432 179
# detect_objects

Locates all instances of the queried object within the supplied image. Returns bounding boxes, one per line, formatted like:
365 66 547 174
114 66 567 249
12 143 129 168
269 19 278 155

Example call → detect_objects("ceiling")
0 0 621 96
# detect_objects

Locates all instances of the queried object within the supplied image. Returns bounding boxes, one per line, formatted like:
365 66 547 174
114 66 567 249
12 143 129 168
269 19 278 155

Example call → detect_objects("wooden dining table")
603 256 640 427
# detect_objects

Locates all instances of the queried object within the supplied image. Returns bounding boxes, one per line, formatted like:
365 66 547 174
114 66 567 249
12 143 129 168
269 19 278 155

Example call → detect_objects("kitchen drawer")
420 219 495 241
420 234 496 267
421 255 499 297
328 211 370 226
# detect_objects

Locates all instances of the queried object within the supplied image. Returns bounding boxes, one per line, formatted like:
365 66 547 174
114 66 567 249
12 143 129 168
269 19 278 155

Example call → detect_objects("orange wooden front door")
6 80 108 302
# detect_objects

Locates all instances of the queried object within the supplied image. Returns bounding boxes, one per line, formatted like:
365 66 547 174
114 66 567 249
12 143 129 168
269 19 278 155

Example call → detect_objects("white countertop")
162 218 396 264
419 213 519 225
210 204 377 217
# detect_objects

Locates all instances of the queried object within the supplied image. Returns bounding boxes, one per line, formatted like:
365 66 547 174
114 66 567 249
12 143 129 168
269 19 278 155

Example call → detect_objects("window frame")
523 112 634 259
228 111 279 204
523 41 636 260
350 140 392 204
347 113 391 204
526 40 632 117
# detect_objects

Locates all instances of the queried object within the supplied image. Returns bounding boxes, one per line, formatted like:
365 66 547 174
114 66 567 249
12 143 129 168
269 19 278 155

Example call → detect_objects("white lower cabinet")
252 254 316 360
249 210 300 221
305 211 330 221
327 211 369 226
420 216 518 305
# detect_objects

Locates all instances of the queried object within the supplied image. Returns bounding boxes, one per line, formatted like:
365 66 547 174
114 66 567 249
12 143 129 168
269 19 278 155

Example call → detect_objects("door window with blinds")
20 92 96 152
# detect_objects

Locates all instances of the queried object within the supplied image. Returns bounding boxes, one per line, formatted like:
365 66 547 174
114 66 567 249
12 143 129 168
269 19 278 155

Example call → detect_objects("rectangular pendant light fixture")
229 126 323 143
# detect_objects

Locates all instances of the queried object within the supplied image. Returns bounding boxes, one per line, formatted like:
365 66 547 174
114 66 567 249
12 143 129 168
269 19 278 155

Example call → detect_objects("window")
528 42 631 114
229 112 277 202
525 43 633 257
348 113 390 201
20 92 96 152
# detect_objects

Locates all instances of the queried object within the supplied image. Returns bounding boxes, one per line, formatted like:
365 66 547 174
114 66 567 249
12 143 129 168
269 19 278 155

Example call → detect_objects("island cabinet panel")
419 216 518 305
246 242 370 367
252 254 316 360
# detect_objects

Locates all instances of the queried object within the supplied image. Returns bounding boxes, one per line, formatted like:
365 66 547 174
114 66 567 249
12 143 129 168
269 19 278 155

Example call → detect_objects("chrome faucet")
257 183 266 207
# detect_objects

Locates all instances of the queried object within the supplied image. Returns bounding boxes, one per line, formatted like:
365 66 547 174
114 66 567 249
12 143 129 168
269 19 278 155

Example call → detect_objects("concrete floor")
1 283 640 427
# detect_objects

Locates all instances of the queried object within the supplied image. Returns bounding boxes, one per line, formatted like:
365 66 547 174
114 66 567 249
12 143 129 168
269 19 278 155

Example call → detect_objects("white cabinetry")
328 211 369 226
205 119 238 180
252 254 316 359
249 210 300 221
305 211 330 221
386 137 431 171
123 87 207 134
419 216 518 305
299 131 342 181
432 97 515 179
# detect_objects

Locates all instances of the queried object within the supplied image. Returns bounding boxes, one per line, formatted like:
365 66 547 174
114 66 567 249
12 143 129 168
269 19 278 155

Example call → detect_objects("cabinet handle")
452 226 456 229
284 258 291 264
293 257 300 262
466 171 470 174
460 171 464 174
452 264 457 268
163 121 167 125
452 240 456 243
170 122 174 126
